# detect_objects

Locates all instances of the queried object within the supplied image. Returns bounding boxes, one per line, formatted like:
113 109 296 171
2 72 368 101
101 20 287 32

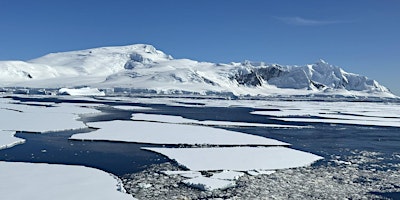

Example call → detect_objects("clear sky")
1 0 399 95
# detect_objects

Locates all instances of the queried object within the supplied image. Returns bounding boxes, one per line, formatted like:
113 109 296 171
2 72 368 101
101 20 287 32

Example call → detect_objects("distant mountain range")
0 44 396 98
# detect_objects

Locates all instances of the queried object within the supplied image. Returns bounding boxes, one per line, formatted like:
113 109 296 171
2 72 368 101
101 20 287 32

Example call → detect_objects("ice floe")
113 105 152 110
0 161 134 200
211 170 245 180
251 101 400 127
71 120 289 146
162 170 202 178
0 130 25 150
182 176 236 191
131 113 306 128
0 99 102 132
142 147 323 171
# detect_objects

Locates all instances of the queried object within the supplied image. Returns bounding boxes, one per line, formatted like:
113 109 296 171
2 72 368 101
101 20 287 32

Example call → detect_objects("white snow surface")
162 170 202 178
0 44 395 98
142 147 323 171
211 170 245 181
0 161 133 200
0 100 99 132
113 105 152 110
131 113 306 128
71 120 289 146
0 131 25 150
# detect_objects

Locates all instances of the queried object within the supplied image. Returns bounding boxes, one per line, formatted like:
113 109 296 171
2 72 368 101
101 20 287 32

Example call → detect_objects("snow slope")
0 44 395 98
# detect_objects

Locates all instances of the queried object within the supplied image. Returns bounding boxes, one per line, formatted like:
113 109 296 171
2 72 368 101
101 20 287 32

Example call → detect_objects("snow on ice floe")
246 169 276 176
0 100 100 132
59 87 105 96
211 170 245 181
251 101 400 127
113 105 152 110
131 113 307 128
0 162 134 200
0 108 86 132
142 147 323 171
162 170 202 178
182 176 236 191
71 120 289 146
0 131 25 150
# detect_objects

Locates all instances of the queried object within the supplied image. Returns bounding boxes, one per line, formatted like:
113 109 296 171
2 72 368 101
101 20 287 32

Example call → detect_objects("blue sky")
1 0 399 95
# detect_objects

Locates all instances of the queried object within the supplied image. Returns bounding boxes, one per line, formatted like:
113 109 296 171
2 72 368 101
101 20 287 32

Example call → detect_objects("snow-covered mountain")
0 44 395 98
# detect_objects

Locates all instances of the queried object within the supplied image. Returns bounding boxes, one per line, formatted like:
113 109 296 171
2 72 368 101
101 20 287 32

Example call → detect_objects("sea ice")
162 170 202 178
132 113 306 128
71 120 289 146
211 170 245 180
142 147 323 171
0 101 99 132
113 105 152 110
182 176 236 191
251 101 400 127
0 161 134 200
0 130 25 150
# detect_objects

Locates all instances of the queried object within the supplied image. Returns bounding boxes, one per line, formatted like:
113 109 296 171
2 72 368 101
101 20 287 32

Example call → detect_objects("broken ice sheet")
0 130 25 150
0 161 134 200
210 170 245 180
71 120 289 146
0 101 102 133
143 147 323 171
132 113 307 128
113 105 152 110
161 170 202 178
182 176 236 191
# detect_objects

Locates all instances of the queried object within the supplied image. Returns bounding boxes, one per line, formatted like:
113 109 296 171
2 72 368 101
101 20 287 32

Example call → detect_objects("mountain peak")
0 44 396 98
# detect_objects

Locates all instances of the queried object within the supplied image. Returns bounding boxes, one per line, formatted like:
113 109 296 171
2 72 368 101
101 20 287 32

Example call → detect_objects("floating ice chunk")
0 101 100 132
0 162 134 200
132 113 196 123
143 147 323 171
113 105 152 110
0 131 25 150
59 87 105 96
162 170 202 178
274 117 400 128
211 170 244 180
246 169 276 176
182 176 236 191
0 108 87 132
72 120 289 146
132 113 307 128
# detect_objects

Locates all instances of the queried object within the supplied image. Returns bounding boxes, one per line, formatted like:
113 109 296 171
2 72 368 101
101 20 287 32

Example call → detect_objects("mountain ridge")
0 44 396 98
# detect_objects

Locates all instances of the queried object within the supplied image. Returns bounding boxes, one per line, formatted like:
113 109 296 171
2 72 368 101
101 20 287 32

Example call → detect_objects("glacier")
0 44 396 98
